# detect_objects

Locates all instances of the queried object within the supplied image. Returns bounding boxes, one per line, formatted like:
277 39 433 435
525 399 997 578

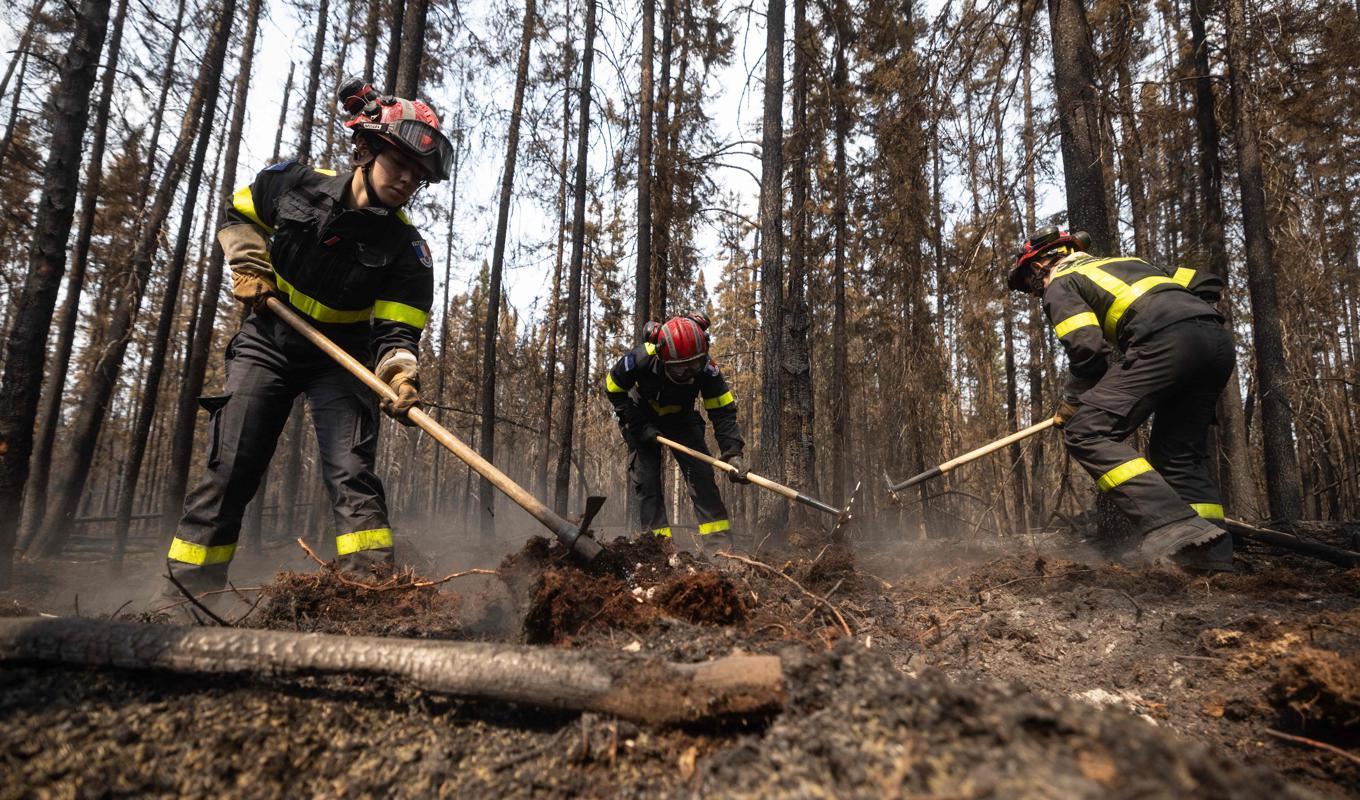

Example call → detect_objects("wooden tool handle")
264 297 591 552
656 436 798 502
938 417 1057 472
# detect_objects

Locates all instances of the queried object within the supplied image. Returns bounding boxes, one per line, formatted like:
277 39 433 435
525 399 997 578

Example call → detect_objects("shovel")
655 435 859 535
264 297 605 562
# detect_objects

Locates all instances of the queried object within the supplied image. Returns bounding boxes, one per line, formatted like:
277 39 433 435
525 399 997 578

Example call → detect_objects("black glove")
635 424 661 447
724 454 750 484
1054 397 1079 429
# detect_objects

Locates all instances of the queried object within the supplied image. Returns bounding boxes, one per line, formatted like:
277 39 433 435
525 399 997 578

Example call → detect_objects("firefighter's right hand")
1054 397 1079 428
636 425 661 447
724 454 751 484
231 267 278 308
376 349 420 426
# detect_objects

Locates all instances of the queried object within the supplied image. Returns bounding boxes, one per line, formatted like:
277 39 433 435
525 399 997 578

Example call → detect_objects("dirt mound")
1268 647 1360 743
696 642 1314 799
656 572 747 625
523 568 659 644
254 563 464 639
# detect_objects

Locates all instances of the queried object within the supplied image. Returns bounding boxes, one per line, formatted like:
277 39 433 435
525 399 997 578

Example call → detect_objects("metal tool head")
559 496 607 563
883 471 901 507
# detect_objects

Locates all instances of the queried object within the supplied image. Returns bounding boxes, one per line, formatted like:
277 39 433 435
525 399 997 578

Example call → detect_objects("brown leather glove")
376 349 420 426
1054 397 1080 429
230 267 278 308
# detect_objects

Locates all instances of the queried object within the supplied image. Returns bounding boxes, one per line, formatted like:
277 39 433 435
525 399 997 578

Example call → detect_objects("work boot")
1138 516 1226 564
1171 530 1235 574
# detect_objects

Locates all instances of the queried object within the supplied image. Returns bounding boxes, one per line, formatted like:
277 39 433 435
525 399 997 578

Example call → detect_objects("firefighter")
163 78 454 595
605 313 747 549
1007 226 1235 572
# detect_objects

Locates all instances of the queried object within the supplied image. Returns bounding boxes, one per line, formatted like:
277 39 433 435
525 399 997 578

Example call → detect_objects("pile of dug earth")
0 533 1355 797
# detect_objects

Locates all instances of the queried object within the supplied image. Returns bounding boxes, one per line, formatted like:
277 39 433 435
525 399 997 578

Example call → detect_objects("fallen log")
0 617 784 726
1226 519 1360 568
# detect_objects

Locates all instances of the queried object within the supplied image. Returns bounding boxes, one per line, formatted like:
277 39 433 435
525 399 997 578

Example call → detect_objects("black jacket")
604 344 745 458
223 161 433 363
1043 253 1223 385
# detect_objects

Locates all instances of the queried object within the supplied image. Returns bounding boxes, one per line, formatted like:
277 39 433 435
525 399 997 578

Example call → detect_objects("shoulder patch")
704 360 719 376
412 239 433 269
623 353 636 371
264 160 297 172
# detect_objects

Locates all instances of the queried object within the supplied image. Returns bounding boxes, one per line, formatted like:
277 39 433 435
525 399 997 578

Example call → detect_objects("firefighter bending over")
1008 226 1235 572
605 313 748 550
163 78 454 595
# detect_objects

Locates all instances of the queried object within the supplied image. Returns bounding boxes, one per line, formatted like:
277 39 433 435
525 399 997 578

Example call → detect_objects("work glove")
376 349 421 426
724 453 751 484
230 267 278 308
635 424 661 448
1054 397 1079 429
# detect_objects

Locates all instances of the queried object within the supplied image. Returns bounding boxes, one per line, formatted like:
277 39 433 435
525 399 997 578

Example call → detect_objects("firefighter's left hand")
724 454 751 484
380 375 421 426
1054 397 1079 428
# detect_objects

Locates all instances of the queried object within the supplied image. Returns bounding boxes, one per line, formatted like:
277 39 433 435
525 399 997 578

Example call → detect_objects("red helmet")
655 315 710 383
338 77 453 182
1006 226 1091 292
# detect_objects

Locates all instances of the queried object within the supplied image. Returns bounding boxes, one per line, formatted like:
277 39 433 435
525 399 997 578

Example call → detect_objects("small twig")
110 600 133 619
295 536 498 591
297 537 327 567
1263 728 1360 766
163 564 229 626
716 551 852 637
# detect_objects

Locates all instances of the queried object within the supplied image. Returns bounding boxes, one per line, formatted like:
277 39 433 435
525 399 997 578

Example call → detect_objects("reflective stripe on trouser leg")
664 413 733 536
1063 412 1197 535
631 437 669 535
170 328 297 595
306 364 393 566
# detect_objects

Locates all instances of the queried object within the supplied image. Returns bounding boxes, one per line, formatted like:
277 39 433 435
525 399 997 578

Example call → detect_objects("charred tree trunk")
271 62 295 163
553 0 597 515
635 0 654 337
393 0 429 96
18 0 130 552
758 0 787 534
649 0 676 320
1188 0 1257 519
137 0 188 210
1223 0 1302 521
479 0 536 537
431 125 463 513
0 0 113 586
162 0 265 539
0 617 785 726
0 0 48 173
383 0 407 94
1046 0 1114 254
829 0 850 508
362 0 380 78
28 0 238 560
781 0 816 524
297 0 331 163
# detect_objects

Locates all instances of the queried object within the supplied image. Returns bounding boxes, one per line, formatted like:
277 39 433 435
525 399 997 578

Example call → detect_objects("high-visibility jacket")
223 161 433 364
604 343 745 457
1043 252 1223 383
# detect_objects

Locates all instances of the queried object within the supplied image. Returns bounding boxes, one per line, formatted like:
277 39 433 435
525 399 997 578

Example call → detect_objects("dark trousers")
167 314 392 591
1063 317 1235 535
629 412 731 537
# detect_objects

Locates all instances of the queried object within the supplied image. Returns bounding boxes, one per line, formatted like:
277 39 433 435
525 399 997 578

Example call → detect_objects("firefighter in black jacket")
1008 227 1234 571
605 313 747 548
164 79 454 594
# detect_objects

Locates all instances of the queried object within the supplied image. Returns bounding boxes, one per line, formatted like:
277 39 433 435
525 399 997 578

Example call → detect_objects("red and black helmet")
338 76 454 182
655 314 710 383
1006 226 1091 292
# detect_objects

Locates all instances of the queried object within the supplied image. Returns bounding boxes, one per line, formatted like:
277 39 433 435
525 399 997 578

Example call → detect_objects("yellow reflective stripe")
649 399 684 416
1097 458 1154 491
396 208 412 225
1054 312 1099 338
1172 267 1195 287
644 342 657 355
698 519 730 535
650 526 672 538
167 537 236 566
1190 502 1225 521
1103 275 1175 339
605 372 625 393
336 527 393 556
703 391 735 410
373 300 428 328
312 167 338 176
232 186 274 234
274 274 373 323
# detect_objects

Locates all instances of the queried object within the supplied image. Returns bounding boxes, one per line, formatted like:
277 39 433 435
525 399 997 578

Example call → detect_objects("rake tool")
655 435 860 535
264 297 605 562
884 417 1057 497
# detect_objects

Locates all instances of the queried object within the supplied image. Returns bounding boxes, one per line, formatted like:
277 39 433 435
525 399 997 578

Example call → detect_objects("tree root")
0 617 784 726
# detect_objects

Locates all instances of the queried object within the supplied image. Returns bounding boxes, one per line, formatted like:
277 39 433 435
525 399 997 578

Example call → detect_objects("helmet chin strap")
360 161 392 211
